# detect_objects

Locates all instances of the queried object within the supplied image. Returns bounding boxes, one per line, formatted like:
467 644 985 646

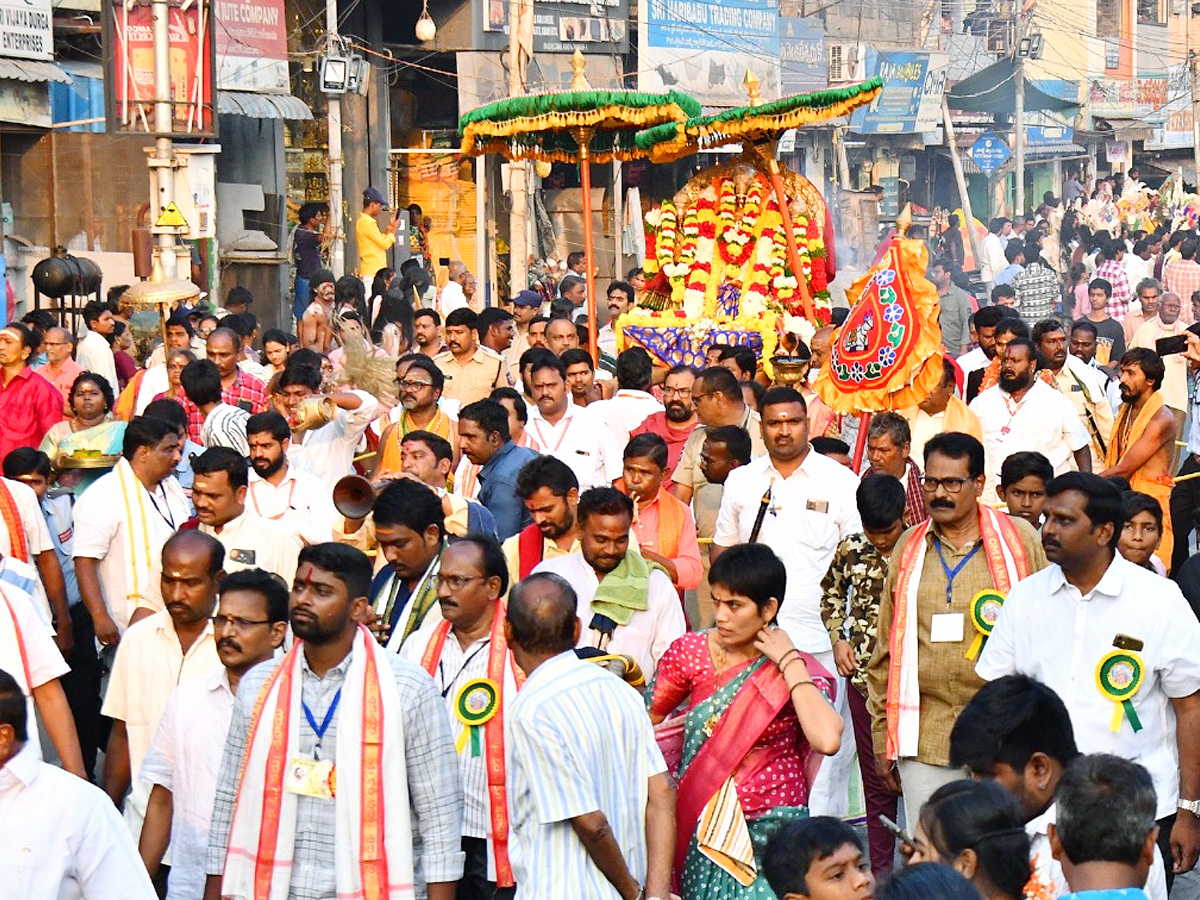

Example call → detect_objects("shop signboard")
1025 79 1077 146
637 0 781 106
849 49 949 134
779 15 825 94
107 0 216 136
214 0 288 93
0 0 52 61
969 131 1011 177
1146 66 1193 150
1088 76 1168 119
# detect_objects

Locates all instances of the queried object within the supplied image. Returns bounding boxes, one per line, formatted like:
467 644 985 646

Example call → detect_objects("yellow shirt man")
355 188 396 278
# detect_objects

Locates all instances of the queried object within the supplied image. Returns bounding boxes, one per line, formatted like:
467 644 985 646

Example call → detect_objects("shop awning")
0 59 72 85
217 91 312 120
946 59 1080 114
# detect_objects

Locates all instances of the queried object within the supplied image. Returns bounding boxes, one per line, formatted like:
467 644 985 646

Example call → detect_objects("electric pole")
326 0 346 277
1191 51 1200 192
150 0 177 276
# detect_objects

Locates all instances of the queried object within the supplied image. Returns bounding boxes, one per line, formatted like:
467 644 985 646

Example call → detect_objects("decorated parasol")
813 206 945 467
636 74 883 323
459 52 700 361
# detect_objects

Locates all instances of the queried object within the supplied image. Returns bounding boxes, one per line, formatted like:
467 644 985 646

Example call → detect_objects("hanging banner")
778 16 825 94
106 0 216 136
214 0 288 93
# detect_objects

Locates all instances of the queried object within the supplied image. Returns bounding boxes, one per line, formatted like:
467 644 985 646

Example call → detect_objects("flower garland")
718 178 764 270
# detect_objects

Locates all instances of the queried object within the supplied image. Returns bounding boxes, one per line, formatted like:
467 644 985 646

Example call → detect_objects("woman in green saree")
39 372 126 495
646 543 843 899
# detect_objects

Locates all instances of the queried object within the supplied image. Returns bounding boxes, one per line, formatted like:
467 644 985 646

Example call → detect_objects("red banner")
109 0 215 136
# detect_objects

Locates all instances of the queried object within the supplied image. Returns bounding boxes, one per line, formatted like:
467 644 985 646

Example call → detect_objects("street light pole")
150 0 177 277
1014 0 1028 216
507 0 528 297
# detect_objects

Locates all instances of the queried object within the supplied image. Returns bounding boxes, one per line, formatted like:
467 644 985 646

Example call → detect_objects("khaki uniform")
433 345 508 408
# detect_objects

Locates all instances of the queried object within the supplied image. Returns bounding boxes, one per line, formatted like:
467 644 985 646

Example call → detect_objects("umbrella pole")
767 159 816 323
578 129 599 363
852 411 871 474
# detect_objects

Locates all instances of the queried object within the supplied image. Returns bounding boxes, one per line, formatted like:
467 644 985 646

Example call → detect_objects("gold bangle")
778 648 800 669
788 679 817 693
781 656 806 677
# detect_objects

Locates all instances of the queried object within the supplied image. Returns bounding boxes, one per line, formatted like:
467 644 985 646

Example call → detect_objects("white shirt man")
979 552 1200 825
75 328 119 398
527 402 623 491
199 510 301 586
532 551 685 680
712 450 861 655
439 278 468 316
246 467 337 545
0 570 68 752
287 389 379 487
957 345 990 377
588 389 664 449
72 464 191 632
0 740 157 900
970 378 1089 506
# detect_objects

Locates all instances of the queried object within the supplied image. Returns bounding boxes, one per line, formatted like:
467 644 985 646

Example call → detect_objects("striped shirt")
401 624 521 840
507 651 666 900
199 403 250 455
206 649 465 899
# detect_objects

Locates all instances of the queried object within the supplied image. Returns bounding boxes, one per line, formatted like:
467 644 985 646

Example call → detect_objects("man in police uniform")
433 308 508 411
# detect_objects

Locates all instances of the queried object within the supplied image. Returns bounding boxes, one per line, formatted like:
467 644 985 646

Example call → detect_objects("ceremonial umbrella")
459 52 700 361
635 74 883 323
813 207 946 466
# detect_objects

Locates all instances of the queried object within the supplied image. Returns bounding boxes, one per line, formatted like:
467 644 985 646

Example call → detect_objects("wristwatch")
1178 798 1200 815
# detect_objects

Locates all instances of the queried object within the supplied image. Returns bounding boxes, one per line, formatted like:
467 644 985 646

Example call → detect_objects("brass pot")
290 396 336 433
770 355 810 387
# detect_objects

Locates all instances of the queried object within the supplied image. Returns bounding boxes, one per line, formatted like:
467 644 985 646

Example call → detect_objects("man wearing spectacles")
139 568 288 900
402 536 522 900
33 327 82 417
867 431 1047 830
371 356 457 481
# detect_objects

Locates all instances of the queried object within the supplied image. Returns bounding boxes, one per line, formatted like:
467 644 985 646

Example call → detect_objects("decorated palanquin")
814 232 945 414
615 154 836 375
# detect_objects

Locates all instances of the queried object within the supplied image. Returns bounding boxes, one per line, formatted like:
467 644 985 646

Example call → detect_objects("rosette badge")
454 678 500 756
964 589 1005 660
1095 649 1145 733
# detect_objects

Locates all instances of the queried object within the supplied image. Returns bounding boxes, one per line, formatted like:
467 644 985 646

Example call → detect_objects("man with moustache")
1034 319 1113 470
138 568 289 900
1101 348 1177 569
179 328 269 445
526 355 622 491
403 537 522 900
597 280 636 369
187 448 302 588
630 365 699 479
102 532 225 853
434 308 507 411
385 430 496 539
868 432 1046 827
373 356 458 478
1131 291 1189 442
958 306 1009 377
532 487 686 680
970 338 1091 506
245 411 337 545
457 399 538 541
505 290 543 384
414 308 447 357
502 455 583 588
979 473 1200 889
204 543 464 900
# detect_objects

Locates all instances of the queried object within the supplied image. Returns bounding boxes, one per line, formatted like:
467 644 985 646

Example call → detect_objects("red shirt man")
629 365 699 479
0 322 63 462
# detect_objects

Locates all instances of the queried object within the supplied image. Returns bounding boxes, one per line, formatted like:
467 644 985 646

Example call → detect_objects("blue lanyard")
931 536 981 608
301 687 342 759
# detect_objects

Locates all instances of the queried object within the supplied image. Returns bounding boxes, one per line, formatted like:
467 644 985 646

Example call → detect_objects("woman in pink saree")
646 543 843 899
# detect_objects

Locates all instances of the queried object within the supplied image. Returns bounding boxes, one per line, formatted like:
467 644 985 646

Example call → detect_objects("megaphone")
333 474 378 519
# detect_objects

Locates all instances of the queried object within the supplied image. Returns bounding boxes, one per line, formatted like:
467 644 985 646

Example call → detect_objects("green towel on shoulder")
591 551 665 626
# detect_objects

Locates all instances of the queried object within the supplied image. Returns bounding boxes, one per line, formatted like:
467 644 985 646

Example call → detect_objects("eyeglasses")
396 378 434 390
211 614 272 630
920 476 975 494
662 386 692 397
435 574 486 591
43 341 69 347
691 393 712 406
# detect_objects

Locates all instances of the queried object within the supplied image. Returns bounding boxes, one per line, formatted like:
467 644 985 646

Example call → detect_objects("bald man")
101 531 224 847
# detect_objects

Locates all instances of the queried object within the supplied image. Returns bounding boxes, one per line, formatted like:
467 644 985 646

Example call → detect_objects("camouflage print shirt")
820 533 889 693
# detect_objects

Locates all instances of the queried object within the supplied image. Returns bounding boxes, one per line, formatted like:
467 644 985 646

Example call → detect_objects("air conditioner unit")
828 44 859 82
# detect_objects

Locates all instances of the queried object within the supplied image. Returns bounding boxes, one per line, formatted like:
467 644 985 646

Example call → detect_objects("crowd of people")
0 195 1198 900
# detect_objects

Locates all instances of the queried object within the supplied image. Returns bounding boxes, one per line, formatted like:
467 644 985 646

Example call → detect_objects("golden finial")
896 203 913 237
570 50 591 90
743 69 762 107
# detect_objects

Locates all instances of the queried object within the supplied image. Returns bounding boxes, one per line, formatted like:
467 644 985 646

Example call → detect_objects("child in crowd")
763 816 875 900
820 473 907 876
1118 491 1166 575
996 451 1054 529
